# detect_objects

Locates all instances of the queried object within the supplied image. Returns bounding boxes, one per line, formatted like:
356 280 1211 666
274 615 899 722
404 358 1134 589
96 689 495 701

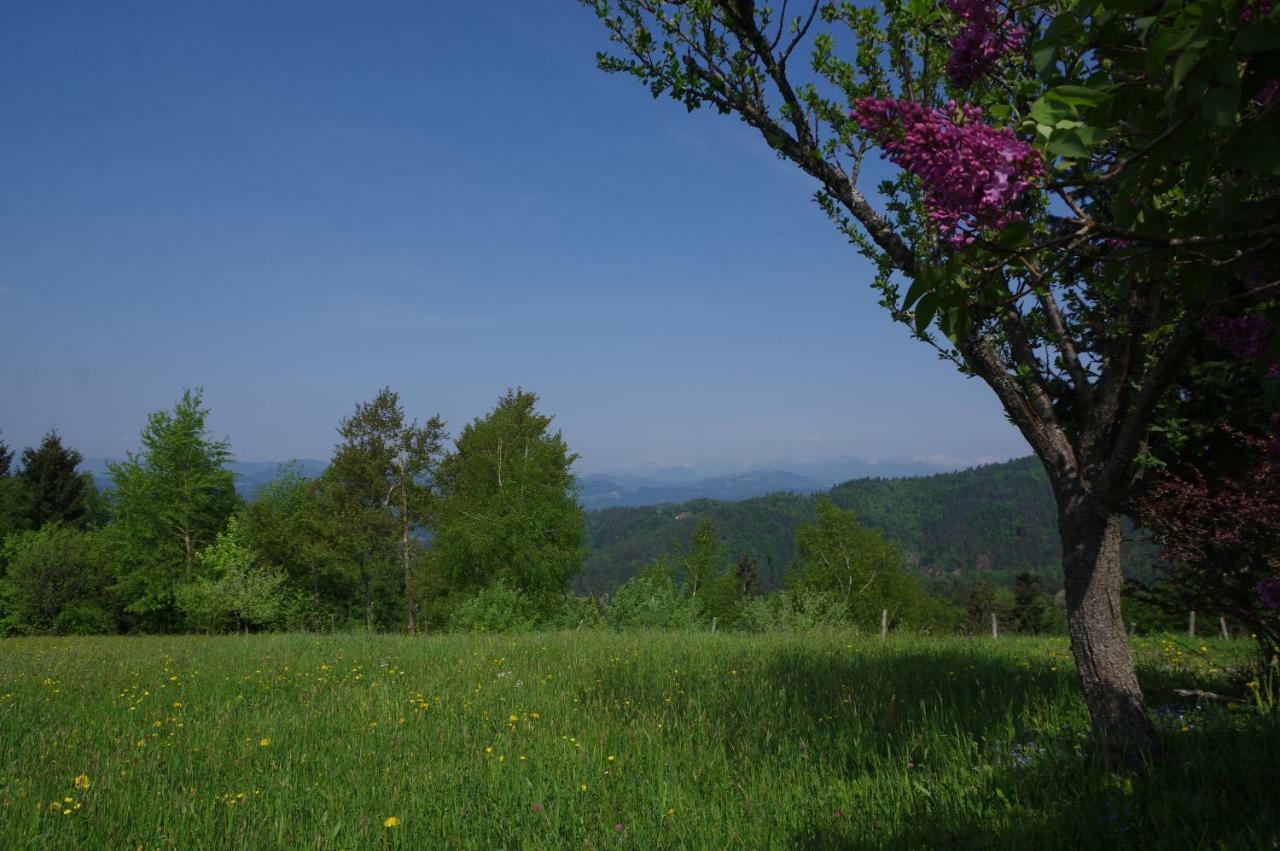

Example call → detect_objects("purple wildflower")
850 98 1043 244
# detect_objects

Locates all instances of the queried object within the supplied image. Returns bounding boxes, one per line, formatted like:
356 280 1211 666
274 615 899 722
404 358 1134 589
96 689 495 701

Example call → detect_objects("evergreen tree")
0 433 30 540
965 576 997 634
19 431 87 528
434 389 583 607
0 433 13 478
108 390 238 630
734 552 761 598
1011 571 1049 634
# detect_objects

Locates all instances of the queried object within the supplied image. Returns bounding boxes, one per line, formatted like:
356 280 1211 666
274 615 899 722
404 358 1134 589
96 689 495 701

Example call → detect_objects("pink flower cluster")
1202 315 1274 360
850 98 1043 244
946 0 1026 89
1240 0 1273 23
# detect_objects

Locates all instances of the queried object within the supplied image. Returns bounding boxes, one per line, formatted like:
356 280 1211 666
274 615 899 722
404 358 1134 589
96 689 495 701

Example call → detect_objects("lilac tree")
581 0 1280 755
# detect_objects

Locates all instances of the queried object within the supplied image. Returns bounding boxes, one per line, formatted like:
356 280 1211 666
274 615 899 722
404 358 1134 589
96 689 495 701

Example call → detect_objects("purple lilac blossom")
850 98 1043 244
1240 0 1273 23
1202 316 1274 360
946 0 1026 89
1258 577 1280 610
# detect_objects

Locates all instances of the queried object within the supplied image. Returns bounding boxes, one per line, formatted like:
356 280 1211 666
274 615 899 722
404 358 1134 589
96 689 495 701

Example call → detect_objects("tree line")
0 388 582 635
1 388 1063 637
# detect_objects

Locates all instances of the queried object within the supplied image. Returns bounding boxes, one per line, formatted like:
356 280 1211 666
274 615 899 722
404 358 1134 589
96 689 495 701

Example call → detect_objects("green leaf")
994 222 1030 249
1047 130 1090 158
1237 21 1280 54
1222 115 1280 175
987 103 1013 122
1031 41 1058 77
914 293 938 335
1199 85 1239 128
901 275 931 311
1171 49 1201 91
1044 85 1109 108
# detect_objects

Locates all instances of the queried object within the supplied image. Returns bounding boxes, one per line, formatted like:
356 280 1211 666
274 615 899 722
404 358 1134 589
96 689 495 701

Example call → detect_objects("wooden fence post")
881 609 888 640
991 612 998 639
1189 610 1196 638
1219 617 1229 640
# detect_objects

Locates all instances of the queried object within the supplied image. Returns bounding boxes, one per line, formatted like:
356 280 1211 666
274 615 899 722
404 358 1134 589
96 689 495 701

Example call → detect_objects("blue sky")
0 2 1026 473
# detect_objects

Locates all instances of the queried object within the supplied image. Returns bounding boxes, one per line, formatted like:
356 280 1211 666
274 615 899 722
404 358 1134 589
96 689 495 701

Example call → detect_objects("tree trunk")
1059 502 1155 761
402 487 416 636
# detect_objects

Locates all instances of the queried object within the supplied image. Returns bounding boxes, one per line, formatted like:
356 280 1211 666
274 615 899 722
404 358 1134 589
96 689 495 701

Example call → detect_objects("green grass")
0 632 1276 849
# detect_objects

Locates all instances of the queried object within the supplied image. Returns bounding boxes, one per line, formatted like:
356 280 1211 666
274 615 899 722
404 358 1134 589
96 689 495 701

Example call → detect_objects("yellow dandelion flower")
73 774 90 791
607 755 615 762
579 783 587 792
509 714 519 722
259 738 271 747
383 816 399 828
485 746 493 754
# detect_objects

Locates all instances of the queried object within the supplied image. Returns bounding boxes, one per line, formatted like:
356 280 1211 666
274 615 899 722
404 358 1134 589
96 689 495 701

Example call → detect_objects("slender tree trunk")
401 482 416 636
403 520 415 635
1058 500 1154 760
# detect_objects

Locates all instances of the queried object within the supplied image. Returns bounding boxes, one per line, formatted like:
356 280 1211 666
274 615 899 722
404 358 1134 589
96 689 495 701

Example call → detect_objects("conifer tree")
20 431 87 529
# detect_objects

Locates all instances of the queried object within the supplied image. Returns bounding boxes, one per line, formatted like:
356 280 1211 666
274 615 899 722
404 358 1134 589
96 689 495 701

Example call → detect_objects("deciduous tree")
109 390 238 629
580 0 1280 752
434 389 584 606
325 388 446 633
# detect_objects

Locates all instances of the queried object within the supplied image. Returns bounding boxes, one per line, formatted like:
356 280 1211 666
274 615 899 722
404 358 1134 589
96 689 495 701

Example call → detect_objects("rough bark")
1059 497 1155 761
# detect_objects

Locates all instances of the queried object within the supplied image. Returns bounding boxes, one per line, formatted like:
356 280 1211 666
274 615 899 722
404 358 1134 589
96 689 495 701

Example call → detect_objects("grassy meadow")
1 631 1277 849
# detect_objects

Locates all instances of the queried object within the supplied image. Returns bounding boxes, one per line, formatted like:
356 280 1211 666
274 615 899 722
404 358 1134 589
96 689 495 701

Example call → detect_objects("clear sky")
0 2 1027 473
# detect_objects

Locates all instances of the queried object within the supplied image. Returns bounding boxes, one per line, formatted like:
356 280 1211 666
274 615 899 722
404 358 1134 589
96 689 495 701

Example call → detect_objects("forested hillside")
581 457 1159 594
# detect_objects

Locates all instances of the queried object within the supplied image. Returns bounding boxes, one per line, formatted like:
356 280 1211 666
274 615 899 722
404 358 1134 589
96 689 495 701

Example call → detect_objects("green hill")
580 456 1159 594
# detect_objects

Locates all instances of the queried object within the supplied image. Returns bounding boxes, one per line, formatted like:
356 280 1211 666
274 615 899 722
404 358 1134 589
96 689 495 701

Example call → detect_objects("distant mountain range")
576 456 966 509
579 456 1162 595
80 454 962 507
80 458 328 499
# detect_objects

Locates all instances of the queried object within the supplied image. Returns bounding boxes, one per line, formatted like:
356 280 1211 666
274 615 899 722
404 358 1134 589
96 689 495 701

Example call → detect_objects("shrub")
53 600 115 635
447 580 539 633
606 572 700 631
1 524 113 633
736 587 850 633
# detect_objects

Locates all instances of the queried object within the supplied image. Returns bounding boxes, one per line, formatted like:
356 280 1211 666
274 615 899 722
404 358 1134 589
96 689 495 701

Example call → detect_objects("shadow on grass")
593 640 1279 849
748 647 1280 850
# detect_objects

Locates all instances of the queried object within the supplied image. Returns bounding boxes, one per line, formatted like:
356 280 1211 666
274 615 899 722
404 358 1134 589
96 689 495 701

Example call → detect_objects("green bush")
543 594 605 630
447 581 539 633
52 600 115 635
606 572 701 631
736 587 850 632
1 524 113 633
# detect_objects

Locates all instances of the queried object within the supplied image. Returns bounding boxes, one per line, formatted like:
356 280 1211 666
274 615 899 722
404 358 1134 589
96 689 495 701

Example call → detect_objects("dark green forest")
582 457 1161 594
